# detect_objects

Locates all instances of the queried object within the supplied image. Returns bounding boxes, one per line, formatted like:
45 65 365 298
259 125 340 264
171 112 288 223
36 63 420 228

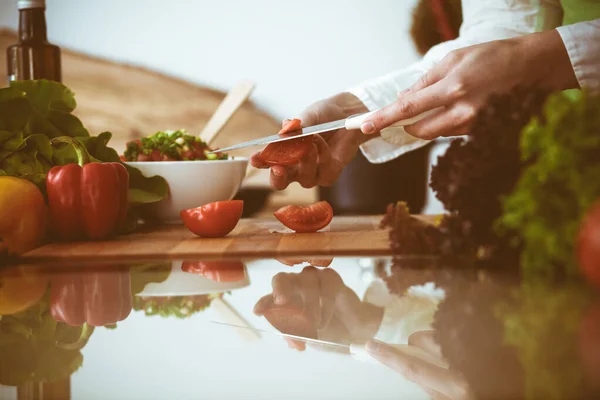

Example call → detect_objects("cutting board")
22 216 399 264
22 215 437 264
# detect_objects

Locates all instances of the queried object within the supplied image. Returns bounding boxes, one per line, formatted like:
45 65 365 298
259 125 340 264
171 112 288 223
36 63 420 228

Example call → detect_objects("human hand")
250 92 369 190
360 30 578 140
254 266 383 350
367 331 473 400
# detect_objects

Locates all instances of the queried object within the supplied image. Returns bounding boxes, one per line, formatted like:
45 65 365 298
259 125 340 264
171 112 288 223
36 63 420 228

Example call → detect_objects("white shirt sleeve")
556 19 600 93
348 0 563 164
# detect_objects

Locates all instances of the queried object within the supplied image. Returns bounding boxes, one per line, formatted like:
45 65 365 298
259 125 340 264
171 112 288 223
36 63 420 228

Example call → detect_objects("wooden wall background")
0 28 316 202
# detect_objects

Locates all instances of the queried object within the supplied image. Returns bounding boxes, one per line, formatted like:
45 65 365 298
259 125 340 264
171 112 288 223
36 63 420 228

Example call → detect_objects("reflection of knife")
209 108 440 153
211 320 449 367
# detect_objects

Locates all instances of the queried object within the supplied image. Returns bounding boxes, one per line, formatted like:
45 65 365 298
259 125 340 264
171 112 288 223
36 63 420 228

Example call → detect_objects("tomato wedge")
180 200 243 238
274 201 334 233
258 137 313 166
276 258 333 268
181 260 246 282
278 118 303 135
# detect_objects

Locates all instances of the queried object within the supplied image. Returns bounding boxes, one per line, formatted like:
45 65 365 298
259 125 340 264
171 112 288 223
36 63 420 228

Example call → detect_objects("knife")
211 320 448 367
209 108 440 154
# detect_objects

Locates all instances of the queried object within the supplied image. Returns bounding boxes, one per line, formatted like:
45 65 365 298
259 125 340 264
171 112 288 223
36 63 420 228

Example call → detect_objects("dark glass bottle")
6 0 62 84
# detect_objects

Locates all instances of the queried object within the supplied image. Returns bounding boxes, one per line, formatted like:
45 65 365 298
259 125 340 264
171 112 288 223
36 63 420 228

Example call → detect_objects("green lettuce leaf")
10 80 89 138
0 80 168 223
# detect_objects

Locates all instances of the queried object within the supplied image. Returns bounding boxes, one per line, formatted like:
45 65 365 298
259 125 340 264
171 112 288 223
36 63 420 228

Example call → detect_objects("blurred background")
0 0 453 215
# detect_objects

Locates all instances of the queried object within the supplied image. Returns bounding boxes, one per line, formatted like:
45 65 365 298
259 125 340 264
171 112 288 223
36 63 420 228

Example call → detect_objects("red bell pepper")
50 269 133 327
47 137 129 240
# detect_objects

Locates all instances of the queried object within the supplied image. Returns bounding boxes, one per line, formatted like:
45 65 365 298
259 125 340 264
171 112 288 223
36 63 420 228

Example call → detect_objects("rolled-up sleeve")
556 19 600 92
348 0 562 164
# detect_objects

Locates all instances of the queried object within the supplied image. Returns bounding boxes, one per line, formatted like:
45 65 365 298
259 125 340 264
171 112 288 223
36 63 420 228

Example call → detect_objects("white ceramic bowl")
127 158 248 224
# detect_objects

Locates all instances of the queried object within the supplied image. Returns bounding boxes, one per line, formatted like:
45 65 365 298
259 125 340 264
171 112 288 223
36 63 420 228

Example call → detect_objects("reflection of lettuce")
0 294 85 386
498 282 592 400
0 80 168 229
133 294 223 319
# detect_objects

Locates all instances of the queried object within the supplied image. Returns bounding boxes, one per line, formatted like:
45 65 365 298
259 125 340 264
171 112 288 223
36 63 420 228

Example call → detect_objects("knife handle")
344 108 442 131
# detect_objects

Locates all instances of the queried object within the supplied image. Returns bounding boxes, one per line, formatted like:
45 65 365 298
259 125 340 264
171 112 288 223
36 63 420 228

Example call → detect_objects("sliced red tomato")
278 118 303 135
258 137 313 166
578 201 600 289
274 201 334 233
276 258 333 268
181 260 246 282
180 200 244 238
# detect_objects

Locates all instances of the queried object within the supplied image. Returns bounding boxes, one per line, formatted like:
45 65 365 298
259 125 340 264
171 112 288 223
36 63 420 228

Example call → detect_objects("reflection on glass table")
0 256 599 400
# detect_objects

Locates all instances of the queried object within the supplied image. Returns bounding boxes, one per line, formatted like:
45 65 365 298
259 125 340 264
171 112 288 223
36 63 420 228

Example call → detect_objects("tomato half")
578 201 600 289
278 118 302 135
274 201 334 233
258 137 313 166
0 266 48 315
181 260 246 282
180 200 244 238
276 258 333 268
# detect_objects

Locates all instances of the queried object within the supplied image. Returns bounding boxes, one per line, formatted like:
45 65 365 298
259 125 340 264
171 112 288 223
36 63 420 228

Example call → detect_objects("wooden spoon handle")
199 80 256 145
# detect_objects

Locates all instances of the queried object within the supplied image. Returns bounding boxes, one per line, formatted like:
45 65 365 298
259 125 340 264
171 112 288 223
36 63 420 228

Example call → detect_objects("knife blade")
211 320 450 367
211 320 349 350
209 108 441 154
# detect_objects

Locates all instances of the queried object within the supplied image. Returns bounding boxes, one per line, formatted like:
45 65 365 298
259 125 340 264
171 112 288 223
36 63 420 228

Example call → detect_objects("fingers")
250 152 269 169
408 331 443 360
297 266 321 325
361 79 458 134
403 103 474 139
295 144 319 188
271 273 297 305
315 268 343 330
408 64 446 93
284 337 307 351
270 165 297 190
366 340 470 400
313 135 342 187
253 294 275 315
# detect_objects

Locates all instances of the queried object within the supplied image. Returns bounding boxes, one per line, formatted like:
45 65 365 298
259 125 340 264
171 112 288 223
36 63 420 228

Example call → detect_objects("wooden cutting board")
22 216 395 264
22 215 437 265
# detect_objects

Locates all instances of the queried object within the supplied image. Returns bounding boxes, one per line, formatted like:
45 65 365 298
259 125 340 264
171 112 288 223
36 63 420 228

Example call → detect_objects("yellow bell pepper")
0 176 47 254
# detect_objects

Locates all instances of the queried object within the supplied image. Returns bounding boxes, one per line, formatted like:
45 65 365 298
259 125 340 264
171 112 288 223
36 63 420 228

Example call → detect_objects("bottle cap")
18 0 45 9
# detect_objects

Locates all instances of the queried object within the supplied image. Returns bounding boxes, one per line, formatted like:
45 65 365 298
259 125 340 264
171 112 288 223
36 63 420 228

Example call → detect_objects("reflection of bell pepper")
46 137 128 240
50 269 133 327
0 176 47 254
181 260 246 282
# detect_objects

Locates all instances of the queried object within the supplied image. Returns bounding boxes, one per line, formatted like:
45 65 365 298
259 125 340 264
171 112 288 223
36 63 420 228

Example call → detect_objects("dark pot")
319 144 432 215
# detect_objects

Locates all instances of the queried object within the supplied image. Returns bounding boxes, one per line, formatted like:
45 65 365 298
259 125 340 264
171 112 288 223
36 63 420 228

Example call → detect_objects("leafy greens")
0 80 168 229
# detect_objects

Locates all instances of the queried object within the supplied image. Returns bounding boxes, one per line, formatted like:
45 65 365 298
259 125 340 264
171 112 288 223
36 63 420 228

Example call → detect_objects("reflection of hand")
250 92 370 190
367 331 472 400
254 266 383 350
361 30 577 139
50 269 132 327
